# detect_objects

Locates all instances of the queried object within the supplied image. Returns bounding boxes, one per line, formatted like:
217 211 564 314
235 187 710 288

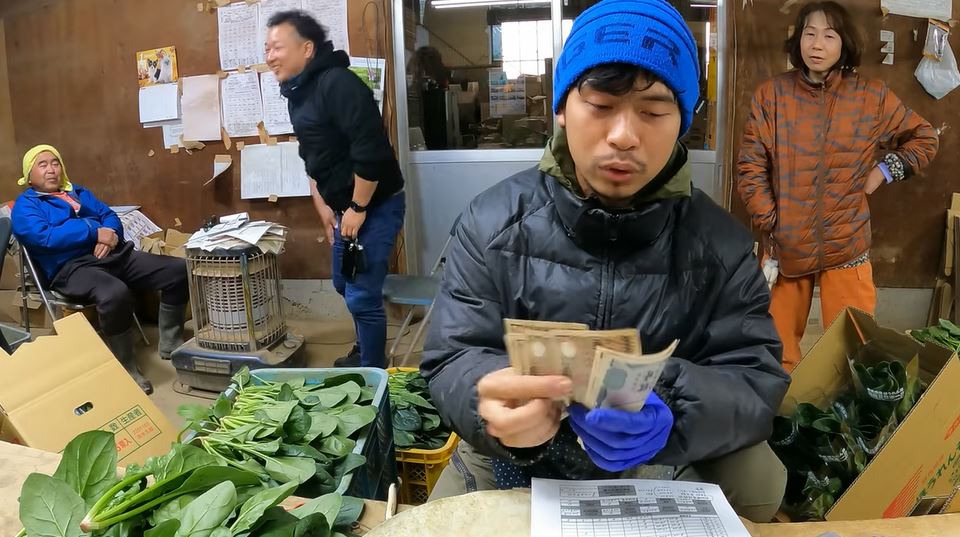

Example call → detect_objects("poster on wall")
137 46 179 87
489 70 525 118
348 57 386 113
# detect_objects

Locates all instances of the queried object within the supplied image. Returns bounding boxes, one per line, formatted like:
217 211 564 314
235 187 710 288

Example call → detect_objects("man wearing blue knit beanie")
422 0 790 521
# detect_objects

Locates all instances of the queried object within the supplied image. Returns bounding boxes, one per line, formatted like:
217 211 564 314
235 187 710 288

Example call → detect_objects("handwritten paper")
881 0 951 21
181 75 223 142
241 142 310 199
302 0 350 53
221 71 264 138
162 122 184 149
258 0 303 64
139 83 180 124
218 1 260 71
260 71 293 135
118 210 162 251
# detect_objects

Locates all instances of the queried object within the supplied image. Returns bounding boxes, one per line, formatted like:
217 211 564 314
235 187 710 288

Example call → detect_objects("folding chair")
0 217 27 353
18 241 149 345
383 213 462 367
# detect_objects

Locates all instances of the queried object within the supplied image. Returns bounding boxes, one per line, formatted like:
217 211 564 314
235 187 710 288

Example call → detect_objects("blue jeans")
332 193 405 368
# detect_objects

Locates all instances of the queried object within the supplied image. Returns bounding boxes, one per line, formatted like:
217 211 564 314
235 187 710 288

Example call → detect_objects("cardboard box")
0 313 176 465
141 228 191 259
784 308 960 521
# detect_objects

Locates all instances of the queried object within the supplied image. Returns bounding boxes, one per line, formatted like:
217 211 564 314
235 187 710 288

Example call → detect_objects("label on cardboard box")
0 313 176 465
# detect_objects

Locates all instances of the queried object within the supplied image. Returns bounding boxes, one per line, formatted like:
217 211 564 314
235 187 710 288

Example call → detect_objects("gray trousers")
429 441 787 523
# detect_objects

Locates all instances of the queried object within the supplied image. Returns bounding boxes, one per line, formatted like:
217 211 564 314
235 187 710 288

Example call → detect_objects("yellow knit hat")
18 144 73 191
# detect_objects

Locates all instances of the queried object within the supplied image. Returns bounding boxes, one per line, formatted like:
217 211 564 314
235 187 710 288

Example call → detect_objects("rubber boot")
158 303 186 360
105 328 154 395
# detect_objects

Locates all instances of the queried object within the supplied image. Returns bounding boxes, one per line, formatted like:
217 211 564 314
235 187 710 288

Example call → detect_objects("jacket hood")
280 43 350 99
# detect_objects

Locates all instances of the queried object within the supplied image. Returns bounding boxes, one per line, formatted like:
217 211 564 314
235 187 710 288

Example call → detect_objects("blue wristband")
878 162 893 184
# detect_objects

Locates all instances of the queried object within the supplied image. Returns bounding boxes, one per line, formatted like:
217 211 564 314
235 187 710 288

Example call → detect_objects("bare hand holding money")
477 367 572 448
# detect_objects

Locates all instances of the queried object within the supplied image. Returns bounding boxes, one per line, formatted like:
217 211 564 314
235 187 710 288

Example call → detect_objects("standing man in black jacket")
421 0 791 522
266 11 405 368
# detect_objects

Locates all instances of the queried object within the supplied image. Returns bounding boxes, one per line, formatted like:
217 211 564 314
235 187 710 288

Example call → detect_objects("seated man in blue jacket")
11 145 188 394
421 0 791 522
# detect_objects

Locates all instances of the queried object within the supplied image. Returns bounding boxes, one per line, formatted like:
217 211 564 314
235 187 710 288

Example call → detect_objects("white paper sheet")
260 71 294 135
883 53 895 65
110 206 141 215
880 30 895 42
205 154 234 187
218 2 261 71
139 83 180 124
241 141 310 199
161 122 184 149
118 210 162 251
302 0 350 53
881 0 951 21
258 0 304 64
221 71 264 138
881 41 895 53
181 75 223 142
531 479 752 537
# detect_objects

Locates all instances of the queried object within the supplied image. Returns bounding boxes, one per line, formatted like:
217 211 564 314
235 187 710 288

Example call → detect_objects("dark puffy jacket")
281 44 403 212
421 165 791 472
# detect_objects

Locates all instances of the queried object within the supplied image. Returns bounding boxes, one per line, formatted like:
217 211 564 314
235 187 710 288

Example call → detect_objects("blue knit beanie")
553 0 701 135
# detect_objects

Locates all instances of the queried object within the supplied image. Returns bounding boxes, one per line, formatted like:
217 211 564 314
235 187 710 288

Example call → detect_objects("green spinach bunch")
17 430 364 537
179 369 378 497
910 318 960 352
387 370 451 450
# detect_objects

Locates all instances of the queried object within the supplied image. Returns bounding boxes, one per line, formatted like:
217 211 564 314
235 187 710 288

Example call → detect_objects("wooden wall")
0 0 396 279
724 1 958 288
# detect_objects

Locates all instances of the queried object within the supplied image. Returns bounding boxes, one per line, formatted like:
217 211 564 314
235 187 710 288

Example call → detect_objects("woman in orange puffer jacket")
737 0 939 371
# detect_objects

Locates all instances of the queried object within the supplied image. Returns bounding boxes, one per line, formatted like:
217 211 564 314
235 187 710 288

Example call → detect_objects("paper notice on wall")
221 71 264 138
181 75 223 142
161 122 184 149
240 142 310 199
489 70 526 118
880 30 895 42
349 57 386 113
881 41 895 53
302 0 350 53
883 53 895 65
881 0 950 21
260 71 294 135
258 0 303 64
139 83 180 124
218 1 261 71
205 154 233 186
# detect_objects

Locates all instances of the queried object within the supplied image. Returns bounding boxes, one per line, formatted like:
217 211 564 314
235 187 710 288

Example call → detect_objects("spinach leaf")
317 435 356 457
265 456 317 484
303 412 340 443
20 473 85 537
149 443 219 481
174 481 238 537
334 496 364 528
294 513 331 537
317 373 365 389
213 395 233 419
421 413 441 432
52 430 118 508
149 495 196 527
178 404 211 422
290 492 342 524
331 454 366 491
278 443 328 462
277 383 297 402
393 429 416 448
249 506 299 536
255 401 300 426
392 407 421 432
334 406 376 437
312 388 348 409
144 519 180 537
173 466 261 498
231 481 298 535
284 406 312 443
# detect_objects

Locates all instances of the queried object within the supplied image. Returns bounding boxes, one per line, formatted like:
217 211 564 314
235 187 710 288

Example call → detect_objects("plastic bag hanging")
916 20 960 99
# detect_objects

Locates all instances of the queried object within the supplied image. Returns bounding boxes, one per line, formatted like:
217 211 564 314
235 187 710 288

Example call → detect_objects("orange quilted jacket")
737 70 938 277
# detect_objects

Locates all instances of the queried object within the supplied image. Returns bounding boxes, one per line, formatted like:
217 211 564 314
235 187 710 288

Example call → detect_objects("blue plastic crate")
247 367 396 501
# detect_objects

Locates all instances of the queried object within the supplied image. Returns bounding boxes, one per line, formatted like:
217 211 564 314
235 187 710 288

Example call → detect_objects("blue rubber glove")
568 392 674 472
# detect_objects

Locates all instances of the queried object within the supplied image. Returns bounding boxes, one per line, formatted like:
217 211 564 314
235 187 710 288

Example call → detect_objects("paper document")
162 122 184 149
531 479 751 537
302 0 349 53
880 30 895 42
883 54 894 65
240 142 311 199
186 218 287 254
139 83 180 124
881 0 950 21
181 75 223 142
221 71 263 138
218 1 260 71
110 206 141 215
258 0 303 64
118 210 162 251
260 71 294 135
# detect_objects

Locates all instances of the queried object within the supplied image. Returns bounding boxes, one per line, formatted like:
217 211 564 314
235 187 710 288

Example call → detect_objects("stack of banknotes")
503 319 678 412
